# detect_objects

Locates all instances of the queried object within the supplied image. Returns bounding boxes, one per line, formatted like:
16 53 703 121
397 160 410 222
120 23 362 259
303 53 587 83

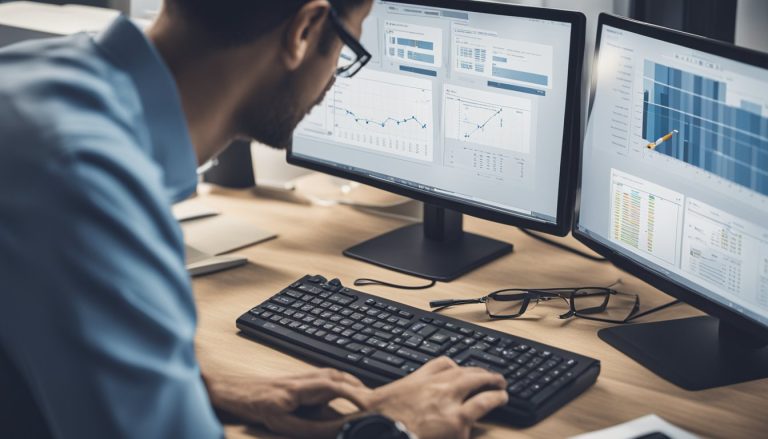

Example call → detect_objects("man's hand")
205 368 372 438
366 357 509 439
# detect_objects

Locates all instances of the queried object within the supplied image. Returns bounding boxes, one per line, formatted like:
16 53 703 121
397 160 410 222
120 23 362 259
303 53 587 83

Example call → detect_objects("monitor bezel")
573 13 768 338
287 0 586 237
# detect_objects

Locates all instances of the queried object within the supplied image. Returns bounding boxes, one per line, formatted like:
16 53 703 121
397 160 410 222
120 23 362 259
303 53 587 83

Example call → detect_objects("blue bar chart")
642 61 768 197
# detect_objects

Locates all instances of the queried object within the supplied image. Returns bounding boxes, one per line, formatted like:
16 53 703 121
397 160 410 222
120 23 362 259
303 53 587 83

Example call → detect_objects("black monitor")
289 0 586 281
575 13 768 390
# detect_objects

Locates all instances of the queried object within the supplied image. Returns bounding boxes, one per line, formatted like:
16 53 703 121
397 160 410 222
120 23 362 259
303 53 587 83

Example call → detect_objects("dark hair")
166 0 368 47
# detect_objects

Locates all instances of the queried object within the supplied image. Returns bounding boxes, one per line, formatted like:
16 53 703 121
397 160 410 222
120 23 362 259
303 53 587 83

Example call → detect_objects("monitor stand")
599 316 768 390
344 204 513 281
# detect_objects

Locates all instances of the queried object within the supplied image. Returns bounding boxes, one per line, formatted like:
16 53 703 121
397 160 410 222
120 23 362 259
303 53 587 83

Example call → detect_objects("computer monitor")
290 0 585 281
575 13 768 390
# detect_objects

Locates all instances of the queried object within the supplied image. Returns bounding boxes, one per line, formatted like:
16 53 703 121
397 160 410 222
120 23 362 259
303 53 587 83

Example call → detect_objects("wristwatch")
337 414 417 439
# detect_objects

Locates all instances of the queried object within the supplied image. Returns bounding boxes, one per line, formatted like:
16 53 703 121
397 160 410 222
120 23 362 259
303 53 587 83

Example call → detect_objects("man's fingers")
439 367 506 398
331 370 367 389
459 389 509 423
416 356 458 375
291 369 367 389
293 379 373 409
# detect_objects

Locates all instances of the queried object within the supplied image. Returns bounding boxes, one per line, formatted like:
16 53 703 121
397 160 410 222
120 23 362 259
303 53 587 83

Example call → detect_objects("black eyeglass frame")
430 287 643 324
328 7 372 78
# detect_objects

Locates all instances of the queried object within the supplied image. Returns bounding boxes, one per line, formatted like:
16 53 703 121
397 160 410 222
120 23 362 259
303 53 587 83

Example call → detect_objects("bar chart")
642 61 768 197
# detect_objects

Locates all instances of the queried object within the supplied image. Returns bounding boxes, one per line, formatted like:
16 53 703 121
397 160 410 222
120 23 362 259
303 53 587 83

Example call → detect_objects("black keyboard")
236 275 600 427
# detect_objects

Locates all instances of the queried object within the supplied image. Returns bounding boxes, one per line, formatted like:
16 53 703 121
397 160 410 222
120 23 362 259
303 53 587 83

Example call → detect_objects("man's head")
159 0 373 153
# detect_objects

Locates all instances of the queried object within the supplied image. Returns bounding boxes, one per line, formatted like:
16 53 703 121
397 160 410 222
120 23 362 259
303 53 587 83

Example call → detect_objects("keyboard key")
374 331 393 341
366 338 388 349
404 336 423 348
362 357 408 379
346 354 362 363
396 347 431 364
428 332 450 344
346 343 364 352
418 341 442 355
372 351 405 366
285 290 304 299
476 352 507 368
273 296 296 306
417 325 438 338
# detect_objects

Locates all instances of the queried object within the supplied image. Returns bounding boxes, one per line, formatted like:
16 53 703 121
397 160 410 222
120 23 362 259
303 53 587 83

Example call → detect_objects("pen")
647 129 678 150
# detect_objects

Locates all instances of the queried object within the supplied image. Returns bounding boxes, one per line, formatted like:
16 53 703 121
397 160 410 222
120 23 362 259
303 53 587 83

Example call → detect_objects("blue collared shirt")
0 16 222 438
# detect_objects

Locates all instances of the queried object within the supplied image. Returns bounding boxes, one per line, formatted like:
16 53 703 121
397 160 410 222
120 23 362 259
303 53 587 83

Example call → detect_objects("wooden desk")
191 188 768 439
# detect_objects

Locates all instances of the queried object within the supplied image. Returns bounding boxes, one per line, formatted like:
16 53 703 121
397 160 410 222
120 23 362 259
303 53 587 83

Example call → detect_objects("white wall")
496 0 631 130
129 0 161 19
735 0 768 52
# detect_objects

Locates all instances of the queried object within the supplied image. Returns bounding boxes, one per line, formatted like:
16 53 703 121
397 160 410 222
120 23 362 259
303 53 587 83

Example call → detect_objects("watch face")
342 414 408 439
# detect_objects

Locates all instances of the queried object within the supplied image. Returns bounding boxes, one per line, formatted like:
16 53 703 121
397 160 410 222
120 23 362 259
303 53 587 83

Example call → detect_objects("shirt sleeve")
0 140 223 438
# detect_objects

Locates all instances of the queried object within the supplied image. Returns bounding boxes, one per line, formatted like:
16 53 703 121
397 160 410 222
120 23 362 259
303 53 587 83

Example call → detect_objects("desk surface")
190 187 768 439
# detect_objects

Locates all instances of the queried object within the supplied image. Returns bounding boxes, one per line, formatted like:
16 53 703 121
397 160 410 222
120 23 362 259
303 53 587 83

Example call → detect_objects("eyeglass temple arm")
429 298 483 308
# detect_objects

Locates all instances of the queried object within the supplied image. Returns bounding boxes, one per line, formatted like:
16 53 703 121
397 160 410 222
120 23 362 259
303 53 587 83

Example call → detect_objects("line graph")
335 108 428 130
463 107 503 140
329 69 434 161
444 84 532 153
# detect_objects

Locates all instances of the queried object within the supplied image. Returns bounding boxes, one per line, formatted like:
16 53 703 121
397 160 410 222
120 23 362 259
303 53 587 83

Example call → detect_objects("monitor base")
344 204 513 282
599 316 768 390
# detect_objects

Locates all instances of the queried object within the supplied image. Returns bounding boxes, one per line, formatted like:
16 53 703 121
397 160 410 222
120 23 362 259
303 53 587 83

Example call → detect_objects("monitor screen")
291 0 575 226
577 21 768 329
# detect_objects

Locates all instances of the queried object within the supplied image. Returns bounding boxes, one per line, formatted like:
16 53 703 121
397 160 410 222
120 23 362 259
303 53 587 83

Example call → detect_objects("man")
0 1 509 438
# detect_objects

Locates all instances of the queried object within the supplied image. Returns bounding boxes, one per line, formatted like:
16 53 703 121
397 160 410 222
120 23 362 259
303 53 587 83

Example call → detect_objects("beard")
243 72 334 150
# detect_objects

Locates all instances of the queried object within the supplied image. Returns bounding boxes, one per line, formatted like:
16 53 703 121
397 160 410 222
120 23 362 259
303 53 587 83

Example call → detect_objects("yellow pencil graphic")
647 129 679 150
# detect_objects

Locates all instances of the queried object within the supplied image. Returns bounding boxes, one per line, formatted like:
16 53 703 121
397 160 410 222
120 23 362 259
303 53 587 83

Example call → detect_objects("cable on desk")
519 228 608 263
628 299 682 322
354 277 436 290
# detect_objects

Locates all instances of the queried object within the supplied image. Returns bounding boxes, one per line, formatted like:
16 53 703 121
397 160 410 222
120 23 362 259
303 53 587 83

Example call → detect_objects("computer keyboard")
236 275 600 427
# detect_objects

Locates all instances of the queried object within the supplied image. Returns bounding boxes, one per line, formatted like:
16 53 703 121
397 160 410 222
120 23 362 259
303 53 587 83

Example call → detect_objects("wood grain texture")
190 186 768 439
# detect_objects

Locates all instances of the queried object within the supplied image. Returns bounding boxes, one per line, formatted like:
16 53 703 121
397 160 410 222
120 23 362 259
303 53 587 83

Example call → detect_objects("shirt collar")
92 15 198 203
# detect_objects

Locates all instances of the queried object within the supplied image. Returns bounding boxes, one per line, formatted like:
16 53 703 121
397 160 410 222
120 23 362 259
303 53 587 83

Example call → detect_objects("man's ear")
282 0 331 71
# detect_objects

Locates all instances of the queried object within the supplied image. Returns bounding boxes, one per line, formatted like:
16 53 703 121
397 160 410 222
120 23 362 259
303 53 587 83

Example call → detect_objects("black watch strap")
337 414 415 439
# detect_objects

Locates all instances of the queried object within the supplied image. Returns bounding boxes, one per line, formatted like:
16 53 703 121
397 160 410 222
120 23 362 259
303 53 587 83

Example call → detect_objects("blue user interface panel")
293 1 574 224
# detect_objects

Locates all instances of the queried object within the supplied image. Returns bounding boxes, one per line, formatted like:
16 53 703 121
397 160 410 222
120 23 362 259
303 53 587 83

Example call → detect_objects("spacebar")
361 357 408 379
252 319 352 362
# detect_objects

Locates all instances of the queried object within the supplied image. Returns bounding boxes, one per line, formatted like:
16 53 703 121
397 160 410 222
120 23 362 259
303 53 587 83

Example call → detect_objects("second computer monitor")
290 0 585 280
575 13 768 389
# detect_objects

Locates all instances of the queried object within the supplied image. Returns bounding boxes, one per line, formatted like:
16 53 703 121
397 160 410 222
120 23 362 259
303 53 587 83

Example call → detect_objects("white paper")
569 414 700 439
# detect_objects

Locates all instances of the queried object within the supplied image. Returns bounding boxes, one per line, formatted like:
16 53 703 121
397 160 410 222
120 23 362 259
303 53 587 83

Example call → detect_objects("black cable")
628 299 682 322
519 228 608 262
354 277 436 290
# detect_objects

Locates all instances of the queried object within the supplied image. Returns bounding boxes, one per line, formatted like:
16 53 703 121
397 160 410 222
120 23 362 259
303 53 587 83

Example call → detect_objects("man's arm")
0 144 223 438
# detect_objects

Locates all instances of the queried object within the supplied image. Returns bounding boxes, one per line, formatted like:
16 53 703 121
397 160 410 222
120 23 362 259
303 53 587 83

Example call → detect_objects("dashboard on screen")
577 21 768 329
292 0 575 225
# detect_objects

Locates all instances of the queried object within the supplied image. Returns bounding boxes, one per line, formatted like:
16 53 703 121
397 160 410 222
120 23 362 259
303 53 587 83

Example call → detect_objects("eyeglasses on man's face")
328 7 371 78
